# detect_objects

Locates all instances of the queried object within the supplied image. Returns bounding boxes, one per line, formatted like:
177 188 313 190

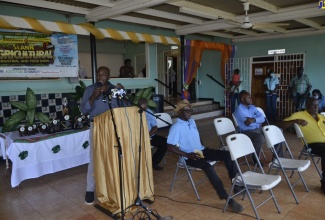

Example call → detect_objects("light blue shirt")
234 104 265 131
264 76 279 94
167 118 204 154
145 108 157 133
80 82 117 119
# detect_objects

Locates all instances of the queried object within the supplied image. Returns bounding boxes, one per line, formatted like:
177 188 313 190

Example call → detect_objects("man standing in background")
289 67 312 111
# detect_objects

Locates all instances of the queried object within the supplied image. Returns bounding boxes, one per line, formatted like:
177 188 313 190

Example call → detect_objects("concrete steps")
163 100 224 123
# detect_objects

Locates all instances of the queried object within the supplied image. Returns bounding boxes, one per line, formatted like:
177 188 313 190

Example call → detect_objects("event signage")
0 30 78 77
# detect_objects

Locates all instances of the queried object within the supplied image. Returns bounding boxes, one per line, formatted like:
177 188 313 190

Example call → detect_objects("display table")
0 129 90 187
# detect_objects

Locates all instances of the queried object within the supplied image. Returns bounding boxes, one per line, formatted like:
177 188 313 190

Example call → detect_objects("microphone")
96 82 102 99
111 88 127 99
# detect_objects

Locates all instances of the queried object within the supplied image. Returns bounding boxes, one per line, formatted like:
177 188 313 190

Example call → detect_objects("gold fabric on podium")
93 106 154 214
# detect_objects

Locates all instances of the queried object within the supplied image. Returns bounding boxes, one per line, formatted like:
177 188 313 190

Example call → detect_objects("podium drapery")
93 106 154 214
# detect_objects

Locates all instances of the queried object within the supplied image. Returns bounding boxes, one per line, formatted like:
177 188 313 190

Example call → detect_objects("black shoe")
142 198 155 204
228 199 243 213
234 185 256 195
321 181 325 193
153 164 163 170
85 191 94 205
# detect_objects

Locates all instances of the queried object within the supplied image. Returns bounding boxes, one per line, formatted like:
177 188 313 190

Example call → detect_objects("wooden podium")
93 106 154 215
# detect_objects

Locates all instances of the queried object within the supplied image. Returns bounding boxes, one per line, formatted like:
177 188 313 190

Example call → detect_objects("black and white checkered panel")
0 93 66 127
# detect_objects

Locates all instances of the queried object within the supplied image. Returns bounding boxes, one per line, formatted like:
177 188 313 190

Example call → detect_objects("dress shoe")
321 180 325 193
153 164 163 170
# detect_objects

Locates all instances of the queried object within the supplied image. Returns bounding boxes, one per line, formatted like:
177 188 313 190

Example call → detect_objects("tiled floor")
1 118 324 220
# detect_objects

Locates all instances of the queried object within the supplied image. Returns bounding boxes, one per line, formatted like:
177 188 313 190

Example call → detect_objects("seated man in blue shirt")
234 91 265 164
167 100 243 213
139 98 167 170
234 91 283 165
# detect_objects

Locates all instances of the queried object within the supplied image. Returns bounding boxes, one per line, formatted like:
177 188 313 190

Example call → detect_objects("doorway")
162 50 180 99
251 53 305 119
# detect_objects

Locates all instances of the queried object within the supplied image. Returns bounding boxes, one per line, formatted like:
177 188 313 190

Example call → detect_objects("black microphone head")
97 82 103 87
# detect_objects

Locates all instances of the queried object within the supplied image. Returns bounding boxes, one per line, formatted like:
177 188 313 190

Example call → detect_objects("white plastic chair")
294 123 322 178
213 117 236 150
214 117 250 168
224 133 281 220
169 146 217 201
263 125 310 204
154 113 173 128
256 107 270 125
231 113 240 133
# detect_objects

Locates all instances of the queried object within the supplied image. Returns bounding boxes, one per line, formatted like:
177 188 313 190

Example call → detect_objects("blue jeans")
266 94 277 121
231 93 239 113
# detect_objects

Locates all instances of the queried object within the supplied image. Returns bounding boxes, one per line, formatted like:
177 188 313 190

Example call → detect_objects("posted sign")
0 30 78 77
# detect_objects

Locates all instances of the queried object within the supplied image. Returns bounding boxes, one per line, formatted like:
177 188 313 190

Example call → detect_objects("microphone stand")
94 96 125 220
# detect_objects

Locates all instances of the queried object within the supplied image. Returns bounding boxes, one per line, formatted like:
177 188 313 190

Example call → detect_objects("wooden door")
251 63 274 111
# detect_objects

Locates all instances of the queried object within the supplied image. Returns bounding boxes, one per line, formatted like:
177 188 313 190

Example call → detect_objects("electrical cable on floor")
154 194 256 219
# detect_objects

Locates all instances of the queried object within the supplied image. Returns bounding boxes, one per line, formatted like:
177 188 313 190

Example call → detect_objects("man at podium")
80 66 124 205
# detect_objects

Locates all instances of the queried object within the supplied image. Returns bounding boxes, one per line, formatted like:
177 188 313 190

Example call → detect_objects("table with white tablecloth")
0 129 90 187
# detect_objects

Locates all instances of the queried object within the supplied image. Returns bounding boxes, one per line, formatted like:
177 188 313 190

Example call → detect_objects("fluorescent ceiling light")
179 7 218 20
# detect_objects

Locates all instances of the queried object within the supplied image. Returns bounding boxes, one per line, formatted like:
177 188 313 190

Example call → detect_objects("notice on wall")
0 30 78 77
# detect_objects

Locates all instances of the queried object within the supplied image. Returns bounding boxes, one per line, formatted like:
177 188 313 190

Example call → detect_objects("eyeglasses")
182 108 193 114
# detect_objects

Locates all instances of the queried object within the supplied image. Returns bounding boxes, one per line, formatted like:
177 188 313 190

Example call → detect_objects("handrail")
154 79 182 96
206 74 225 88
163 99 176 108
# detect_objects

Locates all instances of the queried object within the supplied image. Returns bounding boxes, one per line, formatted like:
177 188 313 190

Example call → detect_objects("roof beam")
169 1 236 20
202 31 233 38
238 0 279 13
136 8 204 25
74 0 114 7
232 27 325 42
176 3 323 35
0 0 89 14
229 28 259 36
295 18 322 30
86 0 169 21
111 15 178 29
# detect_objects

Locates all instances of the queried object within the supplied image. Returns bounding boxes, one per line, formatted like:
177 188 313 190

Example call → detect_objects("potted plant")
2 88 51 132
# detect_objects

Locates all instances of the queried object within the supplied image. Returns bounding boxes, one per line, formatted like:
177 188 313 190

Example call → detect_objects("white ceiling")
1 0 324 42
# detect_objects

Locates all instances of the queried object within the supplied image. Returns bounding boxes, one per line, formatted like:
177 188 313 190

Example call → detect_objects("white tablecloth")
1 129 90 187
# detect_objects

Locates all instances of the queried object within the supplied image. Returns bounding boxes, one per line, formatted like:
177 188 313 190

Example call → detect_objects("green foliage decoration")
129 86 158 109
52 145 61 153
19 151 28 160
2 88 51 132
70 81 86 117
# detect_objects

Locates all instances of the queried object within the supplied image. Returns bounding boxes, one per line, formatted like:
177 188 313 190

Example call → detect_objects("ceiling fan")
228 2 289 31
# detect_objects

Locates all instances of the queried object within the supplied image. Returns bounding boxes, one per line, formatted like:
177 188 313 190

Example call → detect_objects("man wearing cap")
167 99 243 213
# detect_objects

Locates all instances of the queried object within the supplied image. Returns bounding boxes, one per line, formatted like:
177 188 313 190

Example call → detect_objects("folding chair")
154 113 173 129
256 107 269 125
263 125 310 204
213 117 236 150
169 147 217 201
231 113 240 133
151 113 173 165
224 133 281 220
294 123 322 178
214 117 250 168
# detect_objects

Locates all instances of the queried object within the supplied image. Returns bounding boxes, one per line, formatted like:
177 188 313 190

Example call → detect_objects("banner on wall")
0 30 78 77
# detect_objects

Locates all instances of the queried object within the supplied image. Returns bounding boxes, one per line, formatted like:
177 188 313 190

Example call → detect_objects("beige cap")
174 99 192 112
